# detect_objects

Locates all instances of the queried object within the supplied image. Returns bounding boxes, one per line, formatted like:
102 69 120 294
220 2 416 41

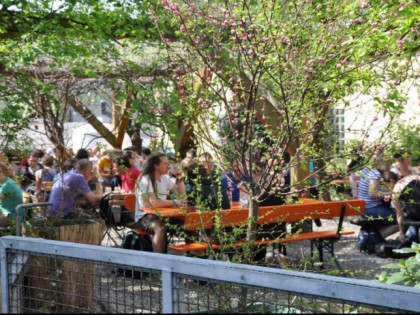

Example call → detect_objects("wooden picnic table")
141 197 324 218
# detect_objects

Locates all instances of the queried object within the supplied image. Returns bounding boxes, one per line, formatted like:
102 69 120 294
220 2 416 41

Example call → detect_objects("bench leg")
312 239 341 271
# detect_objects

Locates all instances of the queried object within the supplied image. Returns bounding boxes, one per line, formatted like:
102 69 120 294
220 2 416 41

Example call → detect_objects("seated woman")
0 162 23 227
113 155 140 194
358 158 399 239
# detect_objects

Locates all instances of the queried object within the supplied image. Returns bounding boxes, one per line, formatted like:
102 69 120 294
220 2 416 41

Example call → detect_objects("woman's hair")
61 158 77 172
393 149 412 161
114 155 131 169
382 171 398 183
123 150 134 159
373 158 392 173
0 162 9 175
43 155 55 167
75 148 89 160
141 148 152 157
141 153 167 194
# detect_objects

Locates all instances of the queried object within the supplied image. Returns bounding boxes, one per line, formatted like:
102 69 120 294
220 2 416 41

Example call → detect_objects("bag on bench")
118 231 153 278
357 226 385 254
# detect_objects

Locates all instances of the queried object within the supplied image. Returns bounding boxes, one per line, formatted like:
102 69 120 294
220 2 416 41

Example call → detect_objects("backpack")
374 240 415 259
400 180 420 221
118 231 153 278
357 226 385 254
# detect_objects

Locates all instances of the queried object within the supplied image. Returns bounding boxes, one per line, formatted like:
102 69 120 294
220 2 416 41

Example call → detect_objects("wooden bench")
169 199 366 269
123 194 149 237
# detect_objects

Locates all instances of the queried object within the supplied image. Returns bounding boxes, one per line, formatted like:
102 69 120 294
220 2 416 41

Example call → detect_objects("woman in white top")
131 153 185 253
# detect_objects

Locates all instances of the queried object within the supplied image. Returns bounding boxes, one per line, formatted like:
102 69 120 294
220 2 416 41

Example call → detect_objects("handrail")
15 202 53 236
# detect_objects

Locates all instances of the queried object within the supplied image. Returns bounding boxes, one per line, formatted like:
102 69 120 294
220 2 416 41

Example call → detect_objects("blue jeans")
364 205 397 225
408 226 419 242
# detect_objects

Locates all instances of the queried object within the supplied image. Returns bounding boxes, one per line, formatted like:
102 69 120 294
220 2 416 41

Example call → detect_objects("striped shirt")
357 167 382 209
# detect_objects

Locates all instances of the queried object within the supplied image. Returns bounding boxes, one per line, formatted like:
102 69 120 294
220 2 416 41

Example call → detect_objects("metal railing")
1 236 419 313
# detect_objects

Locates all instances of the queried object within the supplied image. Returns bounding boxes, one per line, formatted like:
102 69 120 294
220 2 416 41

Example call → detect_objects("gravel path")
263 217 401 280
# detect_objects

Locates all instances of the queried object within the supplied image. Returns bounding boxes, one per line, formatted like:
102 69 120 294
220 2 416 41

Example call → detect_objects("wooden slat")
168 242 210 252
211 229 355 249
124 194 136 211
183 212 214 231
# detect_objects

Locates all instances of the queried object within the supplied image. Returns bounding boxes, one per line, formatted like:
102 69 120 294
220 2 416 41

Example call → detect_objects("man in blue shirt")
221 160 243 202
49 159 102 218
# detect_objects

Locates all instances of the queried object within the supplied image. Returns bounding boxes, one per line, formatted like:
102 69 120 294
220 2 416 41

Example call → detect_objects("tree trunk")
246 198 259 263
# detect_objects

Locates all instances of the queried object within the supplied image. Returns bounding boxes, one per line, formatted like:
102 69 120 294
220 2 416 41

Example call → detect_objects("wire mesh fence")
1 236 419 313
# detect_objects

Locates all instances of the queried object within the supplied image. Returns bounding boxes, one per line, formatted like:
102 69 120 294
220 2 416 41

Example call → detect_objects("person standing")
130 153 185 253
0 162 23 227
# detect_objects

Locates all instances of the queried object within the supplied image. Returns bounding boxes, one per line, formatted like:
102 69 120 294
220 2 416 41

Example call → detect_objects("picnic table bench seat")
169 199 366 269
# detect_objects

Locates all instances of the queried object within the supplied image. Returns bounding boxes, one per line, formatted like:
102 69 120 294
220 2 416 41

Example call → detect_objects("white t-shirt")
134 174 176 222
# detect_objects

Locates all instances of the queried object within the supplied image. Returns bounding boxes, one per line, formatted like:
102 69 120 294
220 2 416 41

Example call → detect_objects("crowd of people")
1 143 419 258
0 146 151 228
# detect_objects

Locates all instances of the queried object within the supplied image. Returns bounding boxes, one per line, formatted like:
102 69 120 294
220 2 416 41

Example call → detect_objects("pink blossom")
400 2 408 9
397 39 404 51
316 4 322 9
180 25 187 33
360 1 370 9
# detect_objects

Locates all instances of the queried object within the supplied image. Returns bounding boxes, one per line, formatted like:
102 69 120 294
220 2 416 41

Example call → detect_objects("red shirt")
120 166 140 193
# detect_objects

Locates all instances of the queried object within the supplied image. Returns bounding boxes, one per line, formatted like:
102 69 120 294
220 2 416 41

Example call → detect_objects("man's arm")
84 191 102 206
